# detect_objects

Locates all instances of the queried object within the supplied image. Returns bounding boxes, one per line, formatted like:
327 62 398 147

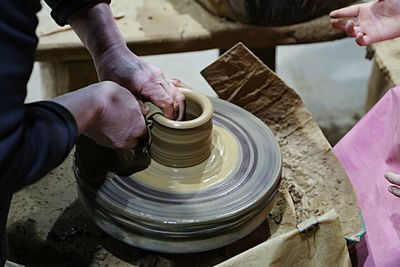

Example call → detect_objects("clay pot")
150 88 214 168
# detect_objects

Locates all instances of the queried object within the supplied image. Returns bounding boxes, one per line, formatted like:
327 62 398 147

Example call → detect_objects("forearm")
65 1 185 120
68 3 126 62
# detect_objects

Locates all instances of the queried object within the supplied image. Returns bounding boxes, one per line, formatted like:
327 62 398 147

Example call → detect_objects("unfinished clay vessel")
74 88 282 253
150 88 214 167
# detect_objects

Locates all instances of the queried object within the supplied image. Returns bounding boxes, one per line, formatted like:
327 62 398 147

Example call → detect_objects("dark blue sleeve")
44 0 111 26
0 0 77 199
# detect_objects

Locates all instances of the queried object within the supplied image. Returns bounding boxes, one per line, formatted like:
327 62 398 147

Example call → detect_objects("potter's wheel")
74 90 282 253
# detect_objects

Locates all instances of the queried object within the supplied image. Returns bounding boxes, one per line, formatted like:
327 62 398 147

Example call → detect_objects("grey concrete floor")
27 38 372 144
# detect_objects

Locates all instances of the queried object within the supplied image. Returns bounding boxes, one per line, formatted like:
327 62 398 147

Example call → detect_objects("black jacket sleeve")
45 0 111 26
0 0 77 200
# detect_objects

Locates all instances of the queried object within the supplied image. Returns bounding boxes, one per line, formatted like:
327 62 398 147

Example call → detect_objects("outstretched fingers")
355 32 372 46
385 172 400 197
331 18 348 30
345 20 357 37
330 5 360 19
389 186 400 197
330 18 371 46
330 4 362 38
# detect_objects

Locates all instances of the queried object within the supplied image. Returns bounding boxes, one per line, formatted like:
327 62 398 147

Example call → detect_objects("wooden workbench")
365 38 400 110
37 0 346 98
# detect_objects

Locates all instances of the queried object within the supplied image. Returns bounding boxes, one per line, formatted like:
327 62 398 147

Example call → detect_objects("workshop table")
365 38 400 111
36 0 346 99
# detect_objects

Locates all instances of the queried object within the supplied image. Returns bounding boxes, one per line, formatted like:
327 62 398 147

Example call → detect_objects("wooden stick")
40 13 125 37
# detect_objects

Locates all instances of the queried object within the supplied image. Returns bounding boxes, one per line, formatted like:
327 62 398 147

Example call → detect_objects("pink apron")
334 86 400 266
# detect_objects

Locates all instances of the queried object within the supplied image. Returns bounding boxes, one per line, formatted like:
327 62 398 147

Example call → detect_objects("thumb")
138 99 150 116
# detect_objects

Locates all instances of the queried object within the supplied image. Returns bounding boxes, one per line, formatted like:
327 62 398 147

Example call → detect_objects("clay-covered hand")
385 172 400 197
330 0 400 46
95 45 185 120
68 3 184 120
52 81 148 149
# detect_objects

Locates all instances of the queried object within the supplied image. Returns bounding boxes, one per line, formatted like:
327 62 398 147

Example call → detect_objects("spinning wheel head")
74 89 282 253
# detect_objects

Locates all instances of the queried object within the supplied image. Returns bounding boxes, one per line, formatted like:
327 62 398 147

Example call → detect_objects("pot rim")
153 88 214 129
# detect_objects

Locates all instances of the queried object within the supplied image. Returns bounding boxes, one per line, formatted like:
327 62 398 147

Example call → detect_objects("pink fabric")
334 86 400 267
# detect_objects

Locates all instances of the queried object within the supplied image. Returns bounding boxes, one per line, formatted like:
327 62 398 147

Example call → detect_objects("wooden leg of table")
365 58 392 112
40 62 69 99
251 46 276 71
40 60 98 99
219 46 276 71
66 61 98 90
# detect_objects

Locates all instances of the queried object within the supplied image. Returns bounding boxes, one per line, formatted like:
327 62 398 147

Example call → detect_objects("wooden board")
36 0 345 61
366 38 400 110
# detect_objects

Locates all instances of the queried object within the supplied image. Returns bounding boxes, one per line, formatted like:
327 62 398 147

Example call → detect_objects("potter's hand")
330 0 400 46
95 46 185 120
385 172 400 197
67 3 184 120
52 81 147 149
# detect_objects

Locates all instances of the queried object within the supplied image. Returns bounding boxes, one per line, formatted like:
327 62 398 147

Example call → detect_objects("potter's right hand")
52 81 147 149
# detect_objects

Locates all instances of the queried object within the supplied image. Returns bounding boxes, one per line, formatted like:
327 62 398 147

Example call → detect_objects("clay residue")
201 43 362 237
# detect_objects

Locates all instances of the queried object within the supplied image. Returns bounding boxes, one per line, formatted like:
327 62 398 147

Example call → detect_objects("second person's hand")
330 0 400 46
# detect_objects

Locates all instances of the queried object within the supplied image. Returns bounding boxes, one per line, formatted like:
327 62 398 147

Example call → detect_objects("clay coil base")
74 96 282 253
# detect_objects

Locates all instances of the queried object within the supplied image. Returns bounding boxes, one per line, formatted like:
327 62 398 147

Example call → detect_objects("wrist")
91 36 127 63
51 86 101 134
94 42 130 67
94 46 146 92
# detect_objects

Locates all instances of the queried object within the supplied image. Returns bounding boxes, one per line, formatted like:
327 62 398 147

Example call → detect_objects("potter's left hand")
95 45 185 121
385 172 400 197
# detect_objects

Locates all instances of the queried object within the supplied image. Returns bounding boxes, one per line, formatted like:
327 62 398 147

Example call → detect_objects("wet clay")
150 88 214 168
135 125 239 193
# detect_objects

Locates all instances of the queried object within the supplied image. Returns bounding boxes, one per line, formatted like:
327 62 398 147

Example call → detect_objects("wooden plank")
39 61 98 99
366 38 400 110
36 0 345 61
